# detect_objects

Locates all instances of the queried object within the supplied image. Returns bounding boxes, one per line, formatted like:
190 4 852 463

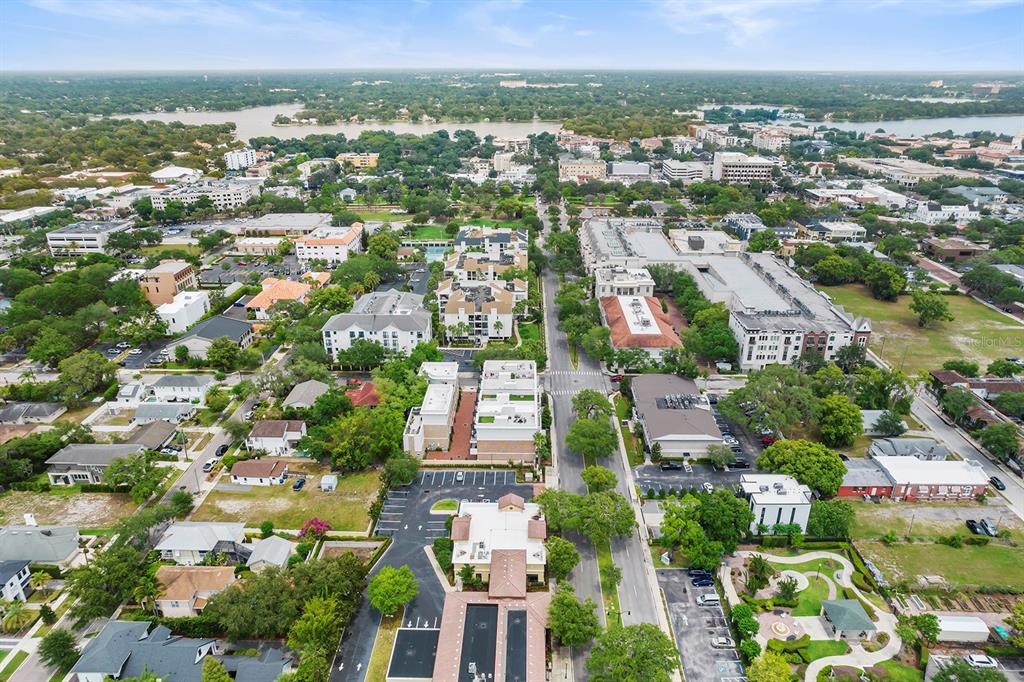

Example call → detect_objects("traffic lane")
161 429 230 501
659 570 744 682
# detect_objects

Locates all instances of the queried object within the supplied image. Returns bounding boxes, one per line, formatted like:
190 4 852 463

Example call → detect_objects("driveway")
659 569 744 682
330 468 532 682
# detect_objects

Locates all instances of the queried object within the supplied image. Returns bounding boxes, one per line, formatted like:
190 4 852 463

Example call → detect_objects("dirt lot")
0 490 138 529
319 540 385 563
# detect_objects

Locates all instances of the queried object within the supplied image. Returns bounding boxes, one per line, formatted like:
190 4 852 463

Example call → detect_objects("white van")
697 593 721 606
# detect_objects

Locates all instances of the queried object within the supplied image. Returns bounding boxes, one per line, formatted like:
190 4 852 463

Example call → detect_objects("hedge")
11 481 51 492
852 571 873 592
767 634 811 653
79 483 131 494
28 564 63 579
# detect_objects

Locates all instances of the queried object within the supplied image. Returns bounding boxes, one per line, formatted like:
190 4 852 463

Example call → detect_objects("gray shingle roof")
135 403 195 422
0 402 65 423
822 599 875 631
0 560 28 586
282 379 329 408
0 526 79 564
152 374 215 389
179 315 252 342
322 290 430 333
46 443 145 467
155 522 245 553
246 535 295 568
125 420 177 450
631 374 722 440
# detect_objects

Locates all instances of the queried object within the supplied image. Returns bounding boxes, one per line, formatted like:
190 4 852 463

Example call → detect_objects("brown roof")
245 278 313 311
450 516 471 541
966 404 1001 426
248 420 305 439
349 381 380 407
498 493 525 510
527 518 547 540
156 565 235 602
930 369 967 385
487 549 527 598
230 458 288 479
600 296 683 350
0 424 36 445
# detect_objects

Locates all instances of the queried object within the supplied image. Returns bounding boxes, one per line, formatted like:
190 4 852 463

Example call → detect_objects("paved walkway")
737 550 902 682
425 390 476 461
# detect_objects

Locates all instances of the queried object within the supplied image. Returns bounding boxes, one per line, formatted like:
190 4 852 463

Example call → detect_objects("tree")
169 489 194 517
739 638 762 661
586 623 679 682
941 388 977 424
757 439 847 497
746 554 777 593
288 597 344 656
201 657 233 682
65 545 151 627
706 443 734 470
719 365 815 435
384 452 420 485
175 344 190 363
260 521 275 539
988 359 1019 378
27 327 74 367
104 453 166 503
993 392 1024 419
873 410 907 437
206 337 240 371
566 418 617 461
812 363 850 399
57 350 117 406
581 465 618 493
834 344 867 373
932 659 1008 682
854 367 911 413
910 290 954 327
978 423 1021 462
575 490 635 544
747 229 780 253
747 651 792 682
38 628 80 671
864 261 906 301
30 570 52 597
943 359 980 377
573 389 612 419
203 567 302 639
777 575 799 601
1007 600 1024 649
815 394 863 448
368 565 418 616
695 488 754 553
659 500 723 570
294 651 331 682
545 537 580 582
807 499 855 538
548 583 600 648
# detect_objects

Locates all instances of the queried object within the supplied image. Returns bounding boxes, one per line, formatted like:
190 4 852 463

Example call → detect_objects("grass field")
792 576 832 616
356 210 411 222
517 322 541 345
873 659 924 682
408 225 450 240
818 285 1024 375
0 651 27 682
0 490 137 528
193 467 379 531
365 613 401 682
858 540 1024 590
805 640 851 661
614 396 645 466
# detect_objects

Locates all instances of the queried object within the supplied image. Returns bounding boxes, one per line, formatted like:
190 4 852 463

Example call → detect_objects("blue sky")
3 0 1023 71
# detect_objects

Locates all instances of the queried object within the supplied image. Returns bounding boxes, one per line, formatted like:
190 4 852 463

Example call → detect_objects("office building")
594 266 656 297
140 260 198 305
924 237 989 262
805 220 867 243
579 217 692 271
841 157 976 187
557 156 607 182
662 159 710 184
335 152 379 169
46 220 130 256
474 361 540 463
740 474 812 533
156 291 210 334
711 152 774 183
321 290 432 358
224 148 257 170
450 494 547 587
492 151 515 172
294 225 363 265
235 212 334 236
601 295 682 361
630 374 722 458
150 180 259 211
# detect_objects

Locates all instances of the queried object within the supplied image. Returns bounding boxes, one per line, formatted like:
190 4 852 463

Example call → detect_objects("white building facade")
156 291 210 334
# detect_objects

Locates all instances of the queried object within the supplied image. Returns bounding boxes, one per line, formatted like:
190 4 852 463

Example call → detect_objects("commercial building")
46 220 130 256
155 565 235 617
150 180 260 211
454 226 528 258
336 152 379 169
724 213 768 240
915 202 981 225
579 217 691 271
608 161 652 182
321 290 432 359
841 157 976 187
140 260 198 305
474 361 540 463
803 185 909 210
805 220 867 243
753 130 790 152
740 474 812 534
679 252 871 370
630 374 722 458
46 444 145 485
671 229 743 255
838 456 989 501
150 165 202 183
156 291 210 334
234 212 333 237
438 280 518 344
450 494 546 587
224 148 257 170
404 382 459 456
557 156 607 182
662 160 710 184
924 237 989 262
711 152 774 183
294 225 363 265
594 266 656 297
600 295 683 361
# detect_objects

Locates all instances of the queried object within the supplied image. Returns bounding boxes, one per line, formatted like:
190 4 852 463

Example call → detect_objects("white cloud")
657 0 817 45
462 0 536 48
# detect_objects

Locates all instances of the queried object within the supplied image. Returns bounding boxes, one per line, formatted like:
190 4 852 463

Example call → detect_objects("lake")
114 103 562 141
808 115 1024 137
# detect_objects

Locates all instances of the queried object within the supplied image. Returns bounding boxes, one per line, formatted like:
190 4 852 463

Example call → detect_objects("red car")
609 374 624 382
761 435 778 446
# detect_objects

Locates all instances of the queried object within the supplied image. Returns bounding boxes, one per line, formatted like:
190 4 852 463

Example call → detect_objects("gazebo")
821 599 876 641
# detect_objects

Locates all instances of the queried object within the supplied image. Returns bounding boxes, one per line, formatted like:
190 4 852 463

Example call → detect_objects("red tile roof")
498 493 525 510
450 516 471 541
349 381 380 407
527 518 547 540
600 296 683 350
487 549 527 598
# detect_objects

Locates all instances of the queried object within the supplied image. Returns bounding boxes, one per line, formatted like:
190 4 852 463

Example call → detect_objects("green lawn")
408 225 450 240
818 285 1024 375
768 557 841 577
356 210 412 222
140 244 202 257
858 541 1024 590
0 651 27 682
805 640 851 661
792 576 832 616
365 613 401 682
517 322 541 344
596 540 622 625
874 659 924 682
650 545 690 569
193 468 380 531
431 499 458 512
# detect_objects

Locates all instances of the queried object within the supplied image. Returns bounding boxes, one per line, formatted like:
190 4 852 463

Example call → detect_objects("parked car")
978 519 998 537
761 436 778 446
692 578 714 587
244 410 254 421
216 444 229 457
291 478 306 492
730 460 751 470
609 374 624 382
660 461 683 471
159 447 177 456
116 342 130 349
202 461 215 473
711 637 735 649
990 476 1006 491
965 519 980 534
128 348 143 355
687 568 711 577
455 471 464 482
966 655 998 669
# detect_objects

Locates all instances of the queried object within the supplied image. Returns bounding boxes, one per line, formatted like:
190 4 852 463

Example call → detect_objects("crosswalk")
546 370 604 377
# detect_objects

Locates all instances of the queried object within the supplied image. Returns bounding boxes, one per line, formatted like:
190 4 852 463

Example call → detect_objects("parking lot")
95 339 173 370
199 254 302 285
659 570 745 682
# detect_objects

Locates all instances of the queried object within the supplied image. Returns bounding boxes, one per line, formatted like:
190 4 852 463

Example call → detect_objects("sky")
2 0 1023 72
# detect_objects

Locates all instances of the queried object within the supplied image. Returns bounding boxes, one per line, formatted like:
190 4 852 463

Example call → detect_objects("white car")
116 342 130 349
711 637 735 649
966 655 998 669
128 348 143 355
702 482 714 493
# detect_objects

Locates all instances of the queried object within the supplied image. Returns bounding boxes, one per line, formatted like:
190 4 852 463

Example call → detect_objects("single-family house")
245 420 306 455
155 565 236 617
282 379 329 409
0 526 80 567
124 420 177 451
174 315 254 360
821 599 876 641
0 402 66 424
245 274 328 320
115 382 147 410
149 374 215 404
0 560 30 601
229 458 289 486
246 535 296 572
133 402 196 425
155 522 247 566
46 443 146 485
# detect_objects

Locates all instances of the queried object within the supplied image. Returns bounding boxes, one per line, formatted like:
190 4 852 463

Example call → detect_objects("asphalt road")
331 469 532 682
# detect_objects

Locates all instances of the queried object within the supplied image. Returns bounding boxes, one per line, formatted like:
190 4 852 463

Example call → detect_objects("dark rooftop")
387 629 440 680
505 609 527 682
459 604 498 682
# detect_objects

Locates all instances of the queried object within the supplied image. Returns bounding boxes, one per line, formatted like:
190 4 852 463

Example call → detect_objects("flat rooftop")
235 213 332 229
387 628 439 680
872 456 990 486
421 384 457 416
740 474 812 505
50 220 129 235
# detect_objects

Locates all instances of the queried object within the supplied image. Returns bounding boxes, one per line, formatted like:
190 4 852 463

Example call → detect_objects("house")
124 420 177 451
321 290 432 359
348 380 380 407
246 535 296 572
630 374 722 458
174 315 254 360
46 443 146 485
133 402 196 425
246 420 306 455
0 526 80 567
245 275 328 320
157 291 210 334
230 458 289 486
0 560 30 601
450 493 546 589
868 437 949 461
282 379 329 409
474 361 541 463
116 382 147 410
155 565 236 617
155 522 246 566
70 620 288 682
149 374 215 404
404 383 459 456
740 474 812 534
0 401 66 424
861 410 907 436
821 599 876 641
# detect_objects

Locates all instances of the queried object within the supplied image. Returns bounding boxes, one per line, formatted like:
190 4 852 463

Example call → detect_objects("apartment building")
46 220 130 256
695 125 744 148
753 131 791 152
156 291 210 334
579 217 693 272
335 152 379 169
740 474 812 533
711 152 774 183
454 226 529 258
594 266 655 297
438 280 517 344
474 361 540 463
492 151 515 172
805 220 867 243
321 290 431 359
223 148 257 170
403 382 459 456
293 225 363 265
803 184 909 210
444 251 528 285
140 260 198 305
150 180 260 211
557 156 608 182
915 202 981 225
662 159 710 184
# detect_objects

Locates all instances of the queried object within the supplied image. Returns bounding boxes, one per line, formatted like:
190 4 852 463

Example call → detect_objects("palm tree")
30 571 51 600
133 578 159 615
2 600 32 632
745 554 777 594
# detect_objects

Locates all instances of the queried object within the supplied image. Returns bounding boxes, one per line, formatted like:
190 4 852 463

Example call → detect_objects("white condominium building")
321 290 431 358
150 180 260 211
662 160 710 184
294 225 363 265
594 266 656 297
474 361 540 463
740 474 812 533
224 148 257 170
752 131 790 153
156 291 210 334
711 152 774 183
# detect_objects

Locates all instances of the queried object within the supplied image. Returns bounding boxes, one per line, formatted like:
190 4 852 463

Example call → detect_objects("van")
697 593 720 606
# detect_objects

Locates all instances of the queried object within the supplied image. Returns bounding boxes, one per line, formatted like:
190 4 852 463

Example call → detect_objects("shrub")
432 537 454 573
852 572 873 592
299 517 332 540
964 535 990 546
938 534 962 548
